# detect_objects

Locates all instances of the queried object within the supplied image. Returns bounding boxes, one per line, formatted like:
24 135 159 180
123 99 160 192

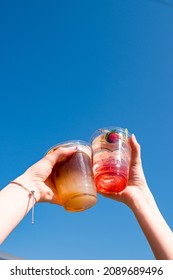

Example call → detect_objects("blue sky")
0 0 173 260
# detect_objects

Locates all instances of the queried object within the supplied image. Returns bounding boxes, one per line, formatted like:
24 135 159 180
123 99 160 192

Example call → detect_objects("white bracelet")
10 181 36 224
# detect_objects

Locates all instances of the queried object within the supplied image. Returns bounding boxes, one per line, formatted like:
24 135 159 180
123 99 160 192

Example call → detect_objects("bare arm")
0 147 77 244
101 134 173 260
129 136 173 260
131 187 173 260
0 180 39 244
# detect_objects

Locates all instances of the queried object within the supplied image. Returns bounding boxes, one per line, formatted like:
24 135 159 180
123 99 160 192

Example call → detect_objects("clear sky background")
0 0 173 260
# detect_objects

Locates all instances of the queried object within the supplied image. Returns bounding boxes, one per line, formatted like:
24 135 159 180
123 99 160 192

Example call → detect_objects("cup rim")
90 126 131 143
45 140 91 155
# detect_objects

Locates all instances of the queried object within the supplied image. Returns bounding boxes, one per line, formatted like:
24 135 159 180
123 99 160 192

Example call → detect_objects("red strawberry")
105 131 119 143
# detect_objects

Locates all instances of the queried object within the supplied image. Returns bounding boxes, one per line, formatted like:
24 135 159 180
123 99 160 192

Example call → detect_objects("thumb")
27 147 78 179
129 134 142 165
44 146 78 167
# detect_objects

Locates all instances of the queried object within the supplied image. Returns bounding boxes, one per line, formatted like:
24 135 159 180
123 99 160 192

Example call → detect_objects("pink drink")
91 127 131 194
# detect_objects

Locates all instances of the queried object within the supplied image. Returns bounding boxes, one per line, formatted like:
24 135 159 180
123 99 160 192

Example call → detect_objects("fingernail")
69 147 78 150
132 134 137 142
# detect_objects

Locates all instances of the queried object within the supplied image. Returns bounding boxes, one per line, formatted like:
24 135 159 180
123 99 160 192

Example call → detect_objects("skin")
0 147 77 244
0 136 173 259
100 134 173 260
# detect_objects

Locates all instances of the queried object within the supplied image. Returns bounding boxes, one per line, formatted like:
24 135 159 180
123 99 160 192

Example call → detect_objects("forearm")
131 192 173 260
0 176 40 244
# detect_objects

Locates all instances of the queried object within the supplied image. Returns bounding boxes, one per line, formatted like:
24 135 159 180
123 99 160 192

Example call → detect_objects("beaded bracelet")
10 181 36 224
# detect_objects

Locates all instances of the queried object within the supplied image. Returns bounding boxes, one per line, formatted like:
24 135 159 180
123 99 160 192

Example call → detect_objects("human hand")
14 147 77 204
99 134 154 209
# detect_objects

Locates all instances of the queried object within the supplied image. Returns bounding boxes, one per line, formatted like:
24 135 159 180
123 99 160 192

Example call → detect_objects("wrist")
127 186 157 214
12 175 41 202
13 173 56 203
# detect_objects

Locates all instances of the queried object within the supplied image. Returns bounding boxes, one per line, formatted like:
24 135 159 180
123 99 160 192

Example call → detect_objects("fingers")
28 147 78 176
129 134 142 165
44 147 78 166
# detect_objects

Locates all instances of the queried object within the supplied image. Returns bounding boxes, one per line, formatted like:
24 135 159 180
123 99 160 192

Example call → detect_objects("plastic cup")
47 140 97 212
91 127 131 193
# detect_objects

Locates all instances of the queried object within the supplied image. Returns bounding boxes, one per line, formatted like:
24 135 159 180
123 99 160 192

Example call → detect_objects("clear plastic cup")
91 127 131 193
47 140 97 212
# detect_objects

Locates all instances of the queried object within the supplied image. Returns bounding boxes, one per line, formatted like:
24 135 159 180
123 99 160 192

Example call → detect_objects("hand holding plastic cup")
91 127 131 194
47 140 97 212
